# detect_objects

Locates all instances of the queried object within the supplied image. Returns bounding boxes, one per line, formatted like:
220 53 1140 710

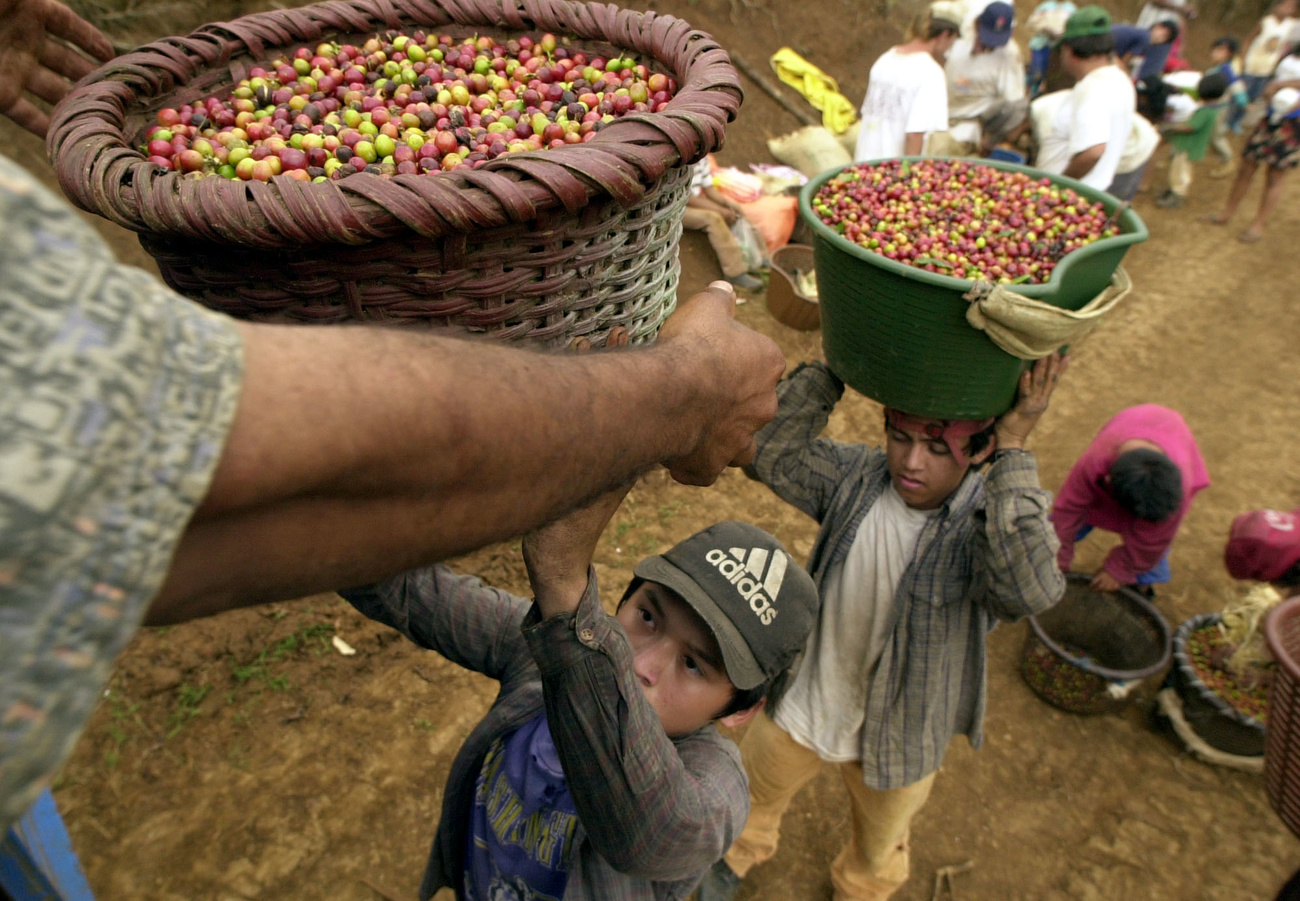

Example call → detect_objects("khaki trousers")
1169 150 1194 197
723 713 937 901
681 206 747 278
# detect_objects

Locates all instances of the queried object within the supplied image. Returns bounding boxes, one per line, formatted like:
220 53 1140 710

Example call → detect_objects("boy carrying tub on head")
700 354 1068 901
341 482 819 901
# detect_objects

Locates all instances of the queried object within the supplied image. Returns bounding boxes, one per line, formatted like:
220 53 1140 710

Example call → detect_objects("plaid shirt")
745 363 1065 789
341 566 748 901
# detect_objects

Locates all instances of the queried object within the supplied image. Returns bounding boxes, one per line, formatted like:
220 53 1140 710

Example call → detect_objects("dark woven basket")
1264 597 1300 838
1170 613 1266 757
1020 574 1172 715
47 0 741 346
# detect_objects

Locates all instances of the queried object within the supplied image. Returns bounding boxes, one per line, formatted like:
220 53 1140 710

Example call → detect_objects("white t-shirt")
1117 112 1160 174
1032 89 1074 175
1035 65 1135 189
945 37 1027 144
1246 14 1299 77
689 159 713 196
1136 0 1190 30
774 485 934 762
855 48 950 161
1275 53 1300 82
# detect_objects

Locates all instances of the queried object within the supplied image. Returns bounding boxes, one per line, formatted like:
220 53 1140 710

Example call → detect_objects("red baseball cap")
1225 508 1300 582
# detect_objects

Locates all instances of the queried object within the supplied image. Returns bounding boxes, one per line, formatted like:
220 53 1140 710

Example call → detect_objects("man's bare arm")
1064 143 1105 179
148 284 784 624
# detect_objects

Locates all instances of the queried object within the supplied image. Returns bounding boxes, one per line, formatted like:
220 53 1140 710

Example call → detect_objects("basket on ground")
1264 597 1300 837
47 0 741 347
766 244 820 331
798 157 1148 418
1020 574 1171 715
1169 613 1266 757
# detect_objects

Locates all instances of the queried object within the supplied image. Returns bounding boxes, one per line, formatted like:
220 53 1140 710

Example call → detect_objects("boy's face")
1151 23 1172 44
1210 45 1231 64
885 420 989 510
616 581 743 737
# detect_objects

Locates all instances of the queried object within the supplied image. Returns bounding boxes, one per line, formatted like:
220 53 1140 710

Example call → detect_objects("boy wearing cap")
700 356 1067 901
1034 6 1137 190
944 1 1030 155
1051 404 1209 595
340 487 819 901
1226 508 1300 593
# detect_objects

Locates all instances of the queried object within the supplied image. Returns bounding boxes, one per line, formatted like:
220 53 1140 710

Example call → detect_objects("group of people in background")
851 0 1300 241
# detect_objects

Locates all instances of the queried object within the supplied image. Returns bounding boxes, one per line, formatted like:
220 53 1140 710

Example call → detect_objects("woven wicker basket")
47 0 741 347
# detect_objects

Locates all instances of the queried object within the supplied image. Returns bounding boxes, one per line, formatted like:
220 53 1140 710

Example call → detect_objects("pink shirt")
1051 405 1210 583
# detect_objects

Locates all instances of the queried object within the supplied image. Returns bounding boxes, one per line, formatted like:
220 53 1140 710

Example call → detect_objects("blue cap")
977 1 1016 47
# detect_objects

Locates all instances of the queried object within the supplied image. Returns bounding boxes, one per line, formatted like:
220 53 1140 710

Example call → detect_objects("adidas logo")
705 547 786 625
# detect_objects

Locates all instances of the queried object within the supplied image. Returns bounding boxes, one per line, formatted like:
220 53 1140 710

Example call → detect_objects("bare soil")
8 0 1300 896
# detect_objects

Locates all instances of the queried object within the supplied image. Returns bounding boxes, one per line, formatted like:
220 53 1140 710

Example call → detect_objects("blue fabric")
1073 526 1172 585
1137 42 1173 80
1111 25 1150 60
464 714 579 901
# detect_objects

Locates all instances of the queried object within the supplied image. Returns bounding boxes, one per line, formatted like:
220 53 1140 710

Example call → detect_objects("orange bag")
737 195 799 255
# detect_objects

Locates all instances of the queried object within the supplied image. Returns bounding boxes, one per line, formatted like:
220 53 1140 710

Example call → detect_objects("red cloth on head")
884 409 995 467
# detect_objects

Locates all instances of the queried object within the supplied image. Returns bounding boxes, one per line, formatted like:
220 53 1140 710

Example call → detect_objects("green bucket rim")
798 156 1149 300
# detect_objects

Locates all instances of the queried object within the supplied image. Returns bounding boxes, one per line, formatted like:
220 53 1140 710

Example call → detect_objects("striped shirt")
744 363 1065 789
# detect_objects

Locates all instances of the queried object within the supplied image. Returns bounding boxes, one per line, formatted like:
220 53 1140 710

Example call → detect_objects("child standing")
1205 42 1300 241
699 355 1068 901
1026 0 1078 95
341 491 820 901
1241 0 1299 114
1213 36 1251 147
1155 71 1230 207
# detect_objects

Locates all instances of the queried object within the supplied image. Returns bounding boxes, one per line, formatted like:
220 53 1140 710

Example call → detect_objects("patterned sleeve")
523 575 749 882
972 452 1066 621
0 154 244 831
743 362 878 523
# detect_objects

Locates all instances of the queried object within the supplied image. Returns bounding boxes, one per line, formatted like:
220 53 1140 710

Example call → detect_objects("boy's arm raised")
520 494 749 882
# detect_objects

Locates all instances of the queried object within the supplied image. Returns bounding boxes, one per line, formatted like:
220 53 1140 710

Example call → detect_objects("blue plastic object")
0 790 95 900
986 147 1027 164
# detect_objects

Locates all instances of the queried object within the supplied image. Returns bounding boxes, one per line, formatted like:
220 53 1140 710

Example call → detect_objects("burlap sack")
963 266 1132 359
767 126 852 179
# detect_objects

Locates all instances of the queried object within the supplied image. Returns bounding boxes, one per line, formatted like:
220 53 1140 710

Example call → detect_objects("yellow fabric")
770 47 859 136
963 266 1133 360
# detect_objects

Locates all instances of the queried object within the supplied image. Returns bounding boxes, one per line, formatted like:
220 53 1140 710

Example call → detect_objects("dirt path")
9 0 1300 896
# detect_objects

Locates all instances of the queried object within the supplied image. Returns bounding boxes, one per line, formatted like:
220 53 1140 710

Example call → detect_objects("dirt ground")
8 0 1300 896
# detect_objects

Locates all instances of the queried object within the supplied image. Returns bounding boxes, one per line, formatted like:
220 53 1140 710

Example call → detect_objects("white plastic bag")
731 216 768 271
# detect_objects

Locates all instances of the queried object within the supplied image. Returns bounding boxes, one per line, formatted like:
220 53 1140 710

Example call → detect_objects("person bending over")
1051 404 1209 595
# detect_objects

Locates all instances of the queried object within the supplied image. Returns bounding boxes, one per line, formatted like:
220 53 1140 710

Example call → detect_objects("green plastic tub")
799 157 1148 419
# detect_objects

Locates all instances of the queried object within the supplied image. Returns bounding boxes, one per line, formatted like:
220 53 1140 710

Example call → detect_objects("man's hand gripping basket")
48 0 741 347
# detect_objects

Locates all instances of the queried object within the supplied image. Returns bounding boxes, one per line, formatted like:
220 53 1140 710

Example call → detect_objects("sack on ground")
768 126 852 179
737 195 799 254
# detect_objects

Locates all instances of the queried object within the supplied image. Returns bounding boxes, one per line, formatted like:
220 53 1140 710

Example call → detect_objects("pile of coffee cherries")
810 159 1121 285
139 32 677 181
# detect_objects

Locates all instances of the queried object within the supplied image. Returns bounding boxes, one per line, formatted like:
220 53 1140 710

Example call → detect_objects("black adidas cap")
634 522 819 690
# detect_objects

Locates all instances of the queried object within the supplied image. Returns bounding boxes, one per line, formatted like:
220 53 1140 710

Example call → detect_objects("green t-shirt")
1169 105 1220 162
